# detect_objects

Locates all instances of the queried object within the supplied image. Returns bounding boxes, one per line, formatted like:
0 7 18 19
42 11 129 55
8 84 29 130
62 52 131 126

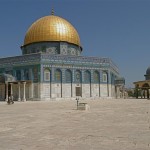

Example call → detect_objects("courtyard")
0 99 150 150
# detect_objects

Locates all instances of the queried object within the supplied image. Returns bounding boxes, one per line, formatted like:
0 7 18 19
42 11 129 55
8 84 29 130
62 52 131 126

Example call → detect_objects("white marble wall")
91 84 99 97
100 84 108 97
41 83 50 98
62 84 72 98
82 84 90 98
111 85 115 98
0 82 117 101
39 83 116 100
33 83 39 98
51 83 61 98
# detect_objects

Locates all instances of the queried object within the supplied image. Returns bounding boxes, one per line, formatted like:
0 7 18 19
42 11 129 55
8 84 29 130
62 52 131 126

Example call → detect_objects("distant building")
133 67 150 99
0 11 124 101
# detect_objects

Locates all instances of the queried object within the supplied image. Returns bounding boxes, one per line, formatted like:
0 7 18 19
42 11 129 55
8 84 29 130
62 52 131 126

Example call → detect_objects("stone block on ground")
77 102 90 110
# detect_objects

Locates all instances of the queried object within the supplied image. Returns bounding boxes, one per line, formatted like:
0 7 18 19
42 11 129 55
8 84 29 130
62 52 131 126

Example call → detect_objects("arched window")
55 69 62 82
84 70 91 83
93 71 99 83
75 70 81 83
65 69 72 83
103 72 107 82
44 69 50 81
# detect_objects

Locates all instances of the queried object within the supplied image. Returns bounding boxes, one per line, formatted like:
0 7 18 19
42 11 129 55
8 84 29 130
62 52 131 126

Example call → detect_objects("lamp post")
76 97 79 109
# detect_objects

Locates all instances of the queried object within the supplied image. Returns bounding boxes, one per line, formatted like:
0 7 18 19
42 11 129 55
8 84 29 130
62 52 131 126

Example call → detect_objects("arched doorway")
65 69 72 97
55 69 62 98
141 83 150 99
75 70 82 97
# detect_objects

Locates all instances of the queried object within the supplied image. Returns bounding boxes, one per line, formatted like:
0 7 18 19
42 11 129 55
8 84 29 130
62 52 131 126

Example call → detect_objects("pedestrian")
11 94 14 104
7 94 14 104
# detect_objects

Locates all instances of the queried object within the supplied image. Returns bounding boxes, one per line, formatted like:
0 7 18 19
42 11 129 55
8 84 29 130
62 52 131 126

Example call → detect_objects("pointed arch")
55 69 62 82
16 70 21 81
24 69 29 80
93 70 100 97
65 69 72 83
84 70 91 97
55 69 62 98
102 71 108 82
65 69 72 97
93 70 100 83
84 70 91 83
75 70 82 83
102 71 109 97
44 68 51 81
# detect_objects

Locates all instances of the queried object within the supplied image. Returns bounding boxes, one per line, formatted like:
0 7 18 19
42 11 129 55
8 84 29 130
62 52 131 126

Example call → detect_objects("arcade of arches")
134 81 150 99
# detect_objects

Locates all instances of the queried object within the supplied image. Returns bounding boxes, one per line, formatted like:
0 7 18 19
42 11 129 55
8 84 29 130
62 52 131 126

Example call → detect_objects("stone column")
137 89 139 99
107 70 110 97
18 82 21 101
115 86 117 99
30 83 33 99
144 90 145 99
22 82 26 101
122 86 125 99
72 69 75 97
90 70 93 98
5 83 8 101
147 89 149 99
10 83 13 96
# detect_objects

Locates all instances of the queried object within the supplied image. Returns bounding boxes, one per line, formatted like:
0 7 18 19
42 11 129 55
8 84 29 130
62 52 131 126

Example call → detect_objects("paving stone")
0 99 150 150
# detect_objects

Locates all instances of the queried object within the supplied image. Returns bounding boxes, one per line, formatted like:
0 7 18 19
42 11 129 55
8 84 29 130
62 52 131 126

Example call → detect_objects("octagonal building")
0 12 124 101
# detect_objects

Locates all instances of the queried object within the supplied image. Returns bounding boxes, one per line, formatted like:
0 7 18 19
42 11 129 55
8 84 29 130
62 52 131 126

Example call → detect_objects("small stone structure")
77 103 90 110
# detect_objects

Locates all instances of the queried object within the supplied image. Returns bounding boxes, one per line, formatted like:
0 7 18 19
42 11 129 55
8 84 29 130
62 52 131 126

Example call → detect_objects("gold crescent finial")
51 7 54 15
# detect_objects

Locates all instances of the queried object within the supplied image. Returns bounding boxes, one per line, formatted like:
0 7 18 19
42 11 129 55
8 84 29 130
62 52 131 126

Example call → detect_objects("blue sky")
0 0 150 88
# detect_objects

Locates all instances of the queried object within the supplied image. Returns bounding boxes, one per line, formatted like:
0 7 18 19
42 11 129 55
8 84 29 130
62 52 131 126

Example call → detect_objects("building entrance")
8 84 11 97
76 87 82 97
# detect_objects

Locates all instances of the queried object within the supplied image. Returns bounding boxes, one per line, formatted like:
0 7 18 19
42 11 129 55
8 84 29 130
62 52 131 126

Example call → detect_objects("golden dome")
24 15 81 46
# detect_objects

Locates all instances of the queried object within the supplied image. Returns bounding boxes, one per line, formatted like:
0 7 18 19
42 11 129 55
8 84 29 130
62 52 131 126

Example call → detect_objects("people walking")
7 94 14 104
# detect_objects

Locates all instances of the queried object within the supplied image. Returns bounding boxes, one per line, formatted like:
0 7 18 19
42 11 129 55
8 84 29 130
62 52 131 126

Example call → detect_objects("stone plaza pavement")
0 99 150 150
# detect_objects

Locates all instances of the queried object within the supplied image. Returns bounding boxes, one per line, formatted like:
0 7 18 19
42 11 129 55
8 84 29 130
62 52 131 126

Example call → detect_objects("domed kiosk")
0 11 123 101
133 66 150 99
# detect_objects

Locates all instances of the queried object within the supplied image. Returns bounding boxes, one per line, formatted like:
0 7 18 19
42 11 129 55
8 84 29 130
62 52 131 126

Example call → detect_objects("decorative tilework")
65 69 72 83
93 71 99 83
75 70 81 83
24 69 29 80
16 70 21 80
84 70 91 83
